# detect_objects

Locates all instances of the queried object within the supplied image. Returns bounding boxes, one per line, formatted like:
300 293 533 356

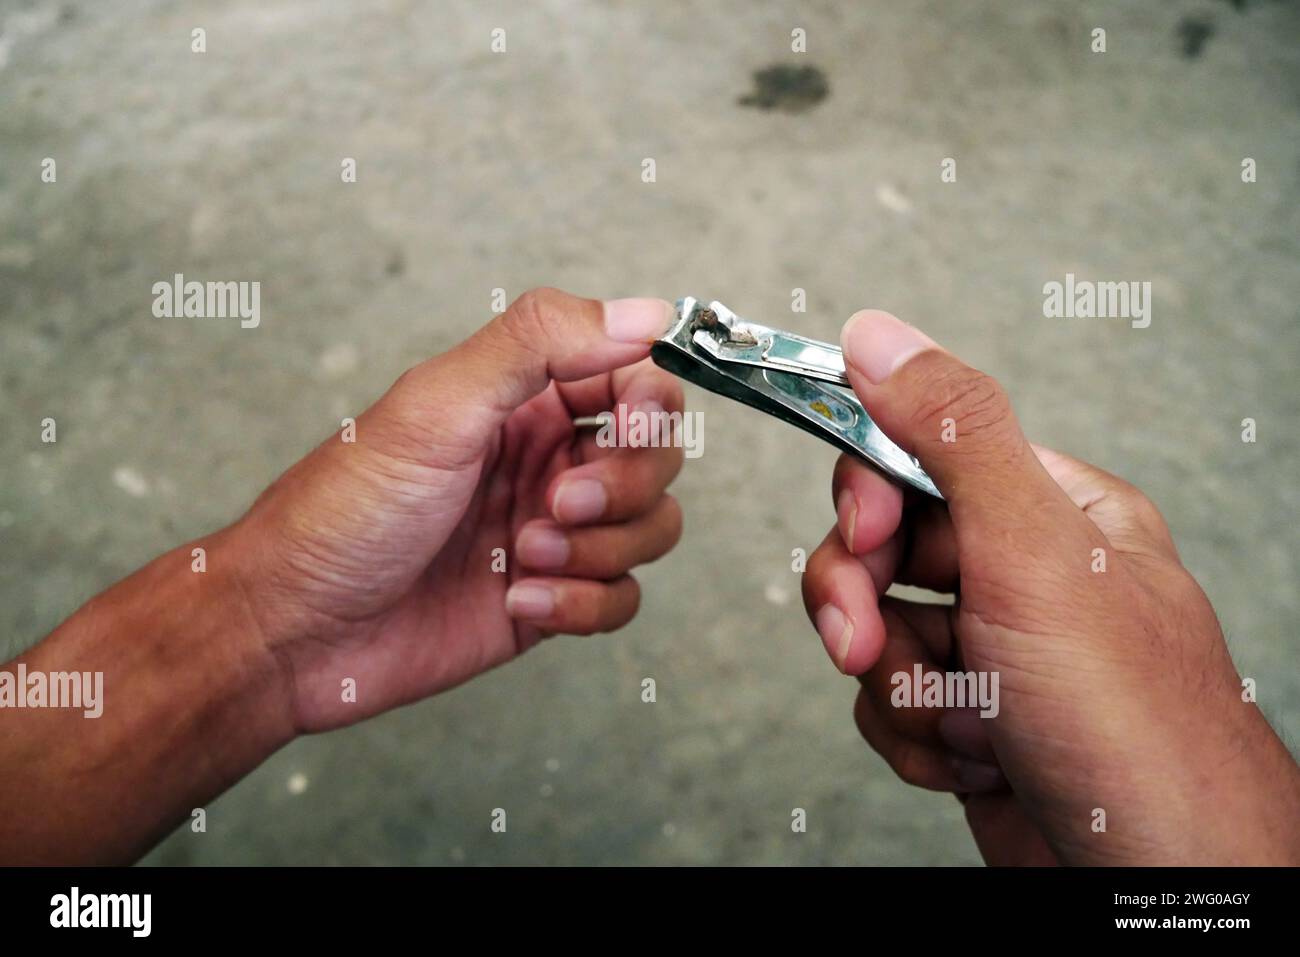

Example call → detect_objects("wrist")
1132 691 1300 865
1199 706 1300 864
125 525 298 766
212 518 302 744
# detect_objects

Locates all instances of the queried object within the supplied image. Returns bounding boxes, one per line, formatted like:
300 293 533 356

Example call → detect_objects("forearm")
0 523 293 864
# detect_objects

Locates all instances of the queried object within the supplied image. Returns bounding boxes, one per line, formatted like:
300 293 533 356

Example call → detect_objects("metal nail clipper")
650 297 942 500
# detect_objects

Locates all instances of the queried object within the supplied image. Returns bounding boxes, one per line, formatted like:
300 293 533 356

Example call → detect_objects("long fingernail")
938 708 994 761
815 604 854 673
951 757 1006 793
836 488 858 553
515 526 570 570
841 310 937 385
506 583 555 620
603 298 675 343
552 478 607 523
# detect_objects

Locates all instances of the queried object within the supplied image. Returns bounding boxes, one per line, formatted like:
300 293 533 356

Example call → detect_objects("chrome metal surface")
651 297 942 500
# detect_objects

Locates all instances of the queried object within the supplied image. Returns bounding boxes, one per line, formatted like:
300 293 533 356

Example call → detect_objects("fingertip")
549 476 608 524
508 575 641 635
603 298 676 344
833 455 905 554
803 527 891 675
846 307 903 328
840 604 887 675
813 598 886 676
836 488 858 553
814 603 854 673
505 581 556 622
661 492 684 542
515 521 570 571
841 309 938 386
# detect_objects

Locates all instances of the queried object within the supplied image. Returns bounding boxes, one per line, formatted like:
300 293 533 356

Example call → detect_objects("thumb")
839 309 1090 546
409 287 675 438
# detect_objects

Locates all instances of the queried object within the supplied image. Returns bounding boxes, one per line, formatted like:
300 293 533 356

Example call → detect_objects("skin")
802 309 1300 865
5 291 1295 866
0 288 684 864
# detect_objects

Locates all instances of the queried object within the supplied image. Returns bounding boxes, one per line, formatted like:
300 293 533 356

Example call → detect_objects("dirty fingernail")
815 604 854 673
603 298 675 343
841 310 937 385
553 478 607 523
506 583 555 620
951 757 1006 793
516 526 570 570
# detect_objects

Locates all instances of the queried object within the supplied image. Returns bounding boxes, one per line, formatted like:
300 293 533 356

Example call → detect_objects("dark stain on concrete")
1177 17 1216 58
738 65 829 113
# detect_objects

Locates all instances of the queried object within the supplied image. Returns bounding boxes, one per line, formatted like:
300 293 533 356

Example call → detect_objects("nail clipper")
650 297 942 499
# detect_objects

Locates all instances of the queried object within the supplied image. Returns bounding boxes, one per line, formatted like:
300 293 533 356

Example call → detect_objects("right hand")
801 309 1300 865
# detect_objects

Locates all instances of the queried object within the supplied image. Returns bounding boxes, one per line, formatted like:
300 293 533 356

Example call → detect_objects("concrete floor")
2 0 1298 864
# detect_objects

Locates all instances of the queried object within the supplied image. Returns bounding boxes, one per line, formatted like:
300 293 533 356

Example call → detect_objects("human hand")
233 288 684 734
801 309 1300 865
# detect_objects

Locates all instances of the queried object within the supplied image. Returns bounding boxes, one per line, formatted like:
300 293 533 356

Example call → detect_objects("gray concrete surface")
1 0 1297 864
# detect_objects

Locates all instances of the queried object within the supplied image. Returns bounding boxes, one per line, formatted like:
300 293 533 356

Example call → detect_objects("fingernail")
836 488 858 553
951 757 1006 793
841 310 937 385
938 708 995 761
506 583 555 620
552 478 607 523
603 298 675 343
515 526 570 570
815 604 854 673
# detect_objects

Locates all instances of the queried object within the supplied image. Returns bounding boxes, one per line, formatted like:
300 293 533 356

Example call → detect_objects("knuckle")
390 364 422 392
502 288 550 339
852 689 876 741
497 288 561 352
380 362 483 465
661 495 684 544
1115 482 1169 532
800 539 835 609
606 533 637 572
799 570 819 619
636 447 669 489
386 361 442 407
505 287 567 336
563 588 602 634
637 497 683 563
605 579 640 631
658 445 686 485
910 364 1014 446
862 677 901 725
1162 566 1212 615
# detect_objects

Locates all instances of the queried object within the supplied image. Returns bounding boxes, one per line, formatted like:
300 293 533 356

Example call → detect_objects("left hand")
233 288 684 732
